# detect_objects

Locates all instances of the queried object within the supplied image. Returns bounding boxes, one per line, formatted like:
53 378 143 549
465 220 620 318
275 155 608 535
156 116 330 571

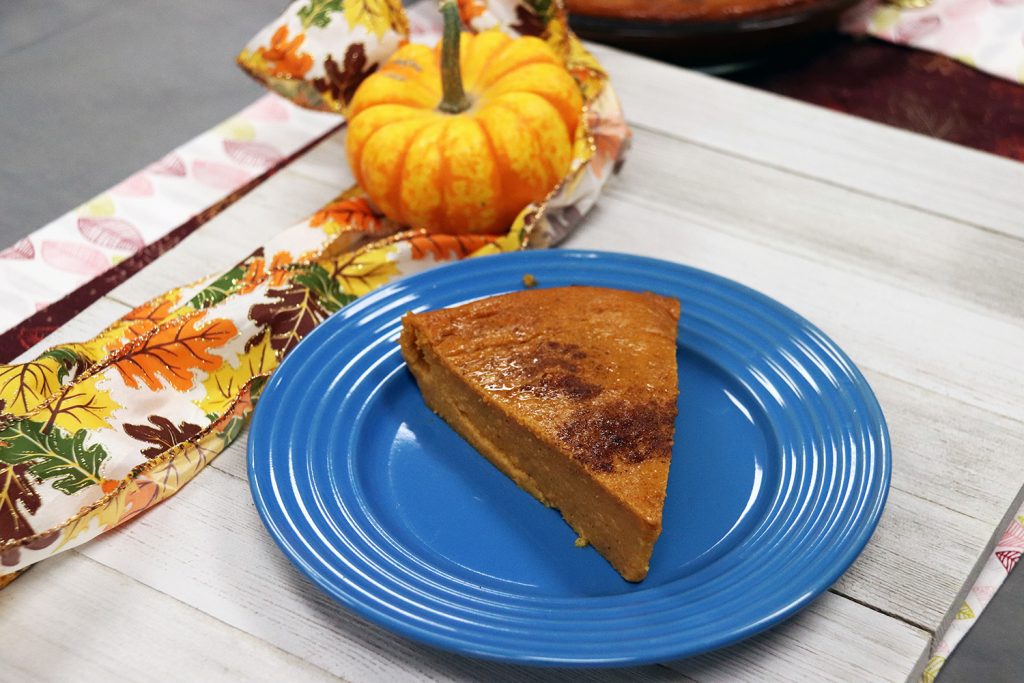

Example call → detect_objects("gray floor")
0 0 282 242
1 3 1021 681
940 563 1024 682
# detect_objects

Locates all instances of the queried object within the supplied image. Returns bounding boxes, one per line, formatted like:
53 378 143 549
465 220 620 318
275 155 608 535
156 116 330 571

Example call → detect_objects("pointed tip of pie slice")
401 285 680 582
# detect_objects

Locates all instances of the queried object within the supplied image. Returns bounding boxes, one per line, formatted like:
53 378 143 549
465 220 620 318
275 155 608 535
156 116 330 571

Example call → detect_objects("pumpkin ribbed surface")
346 31 582 234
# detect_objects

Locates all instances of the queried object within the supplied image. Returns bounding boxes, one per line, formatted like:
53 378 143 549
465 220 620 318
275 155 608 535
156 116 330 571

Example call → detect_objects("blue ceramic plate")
248 250 890 666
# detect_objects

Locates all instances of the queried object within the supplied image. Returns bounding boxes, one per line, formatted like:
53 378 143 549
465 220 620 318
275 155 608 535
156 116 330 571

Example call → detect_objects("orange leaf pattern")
124 298 179 337
410 234 501 262
237 0 408 114
238 256 269 294
111 314 237 391
457 0 488 21
103 293 184 352
310 196 384 234
258 26 314 79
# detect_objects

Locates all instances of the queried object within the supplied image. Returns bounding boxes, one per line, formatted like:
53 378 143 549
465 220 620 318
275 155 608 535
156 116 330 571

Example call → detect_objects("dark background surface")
1 2 1022 680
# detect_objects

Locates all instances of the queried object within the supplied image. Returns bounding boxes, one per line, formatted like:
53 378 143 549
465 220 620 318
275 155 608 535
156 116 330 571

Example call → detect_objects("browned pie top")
565 0 818 22
403 286 680 522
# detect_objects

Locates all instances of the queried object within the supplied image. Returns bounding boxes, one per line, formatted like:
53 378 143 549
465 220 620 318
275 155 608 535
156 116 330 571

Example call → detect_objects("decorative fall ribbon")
0 0 630 579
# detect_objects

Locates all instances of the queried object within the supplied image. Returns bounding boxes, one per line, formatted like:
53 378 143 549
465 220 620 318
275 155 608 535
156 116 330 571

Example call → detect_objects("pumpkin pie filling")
400 286 679 581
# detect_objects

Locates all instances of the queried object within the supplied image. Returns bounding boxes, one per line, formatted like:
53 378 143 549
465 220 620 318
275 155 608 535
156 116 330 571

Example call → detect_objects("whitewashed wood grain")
0 551 337 682
567 195 1024 424
589 43 1024 241
284 128 351 187
74 465 679 683
832 487 993 629
665 591 928 682
74 458 927 682
868 370 1024 524
617 127 1024 321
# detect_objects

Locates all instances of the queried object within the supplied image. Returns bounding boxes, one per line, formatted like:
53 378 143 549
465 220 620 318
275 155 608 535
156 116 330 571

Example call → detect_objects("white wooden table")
4 44 1024 682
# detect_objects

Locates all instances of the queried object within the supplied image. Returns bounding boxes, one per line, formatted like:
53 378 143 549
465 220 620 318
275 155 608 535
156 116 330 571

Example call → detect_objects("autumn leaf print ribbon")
0 0 630 580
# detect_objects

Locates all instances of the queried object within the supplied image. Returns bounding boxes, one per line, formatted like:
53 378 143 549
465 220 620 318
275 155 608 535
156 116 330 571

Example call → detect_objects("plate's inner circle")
342 335 776 598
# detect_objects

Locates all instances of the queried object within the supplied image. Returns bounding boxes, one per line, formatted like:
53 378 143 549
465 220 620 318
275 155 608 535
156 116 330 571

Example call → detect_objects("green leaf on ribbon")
292 263 357 313
38 347 87 384
187 264 246 310
0 420 109 495
298 0 344 28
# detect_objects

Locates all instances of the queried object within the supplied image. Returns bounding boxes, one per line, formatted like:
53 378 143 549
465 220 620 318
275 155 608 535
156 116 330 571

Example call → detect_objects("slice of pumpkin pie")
400 285 679 581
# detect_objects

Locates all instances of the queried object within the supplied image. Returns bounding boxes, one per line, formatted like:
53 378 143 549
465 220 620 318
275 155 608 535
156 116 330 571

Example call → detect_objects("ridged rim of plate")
248 250 890 666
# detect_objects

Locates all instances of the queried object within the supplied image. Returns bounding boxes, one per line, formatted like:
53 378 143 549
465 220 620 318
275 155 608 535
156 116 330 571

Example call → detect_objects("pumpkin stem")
438 0 471 114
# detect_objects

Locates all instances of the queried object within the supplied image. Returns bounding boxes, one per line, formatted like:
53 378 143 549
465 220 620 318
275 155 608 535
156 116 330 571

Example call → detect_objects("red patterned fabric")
734 37 1024 161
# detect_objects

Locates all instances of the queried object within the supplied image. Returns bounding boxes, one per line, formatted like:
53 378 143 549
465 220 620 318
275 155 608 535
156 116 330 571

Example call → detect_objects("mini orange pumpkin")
346 0 583 234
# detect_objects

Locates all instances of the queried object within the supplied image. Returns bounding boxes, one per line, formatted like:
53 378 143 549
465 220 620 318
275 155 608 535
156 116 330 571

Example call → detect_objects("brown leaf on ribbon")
311 44 378 109
511 4 545 37
409 234 500 262
111 314 238 392
1 529 57 570
123 415 205 459
249 283 329 356
0 463 41 546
